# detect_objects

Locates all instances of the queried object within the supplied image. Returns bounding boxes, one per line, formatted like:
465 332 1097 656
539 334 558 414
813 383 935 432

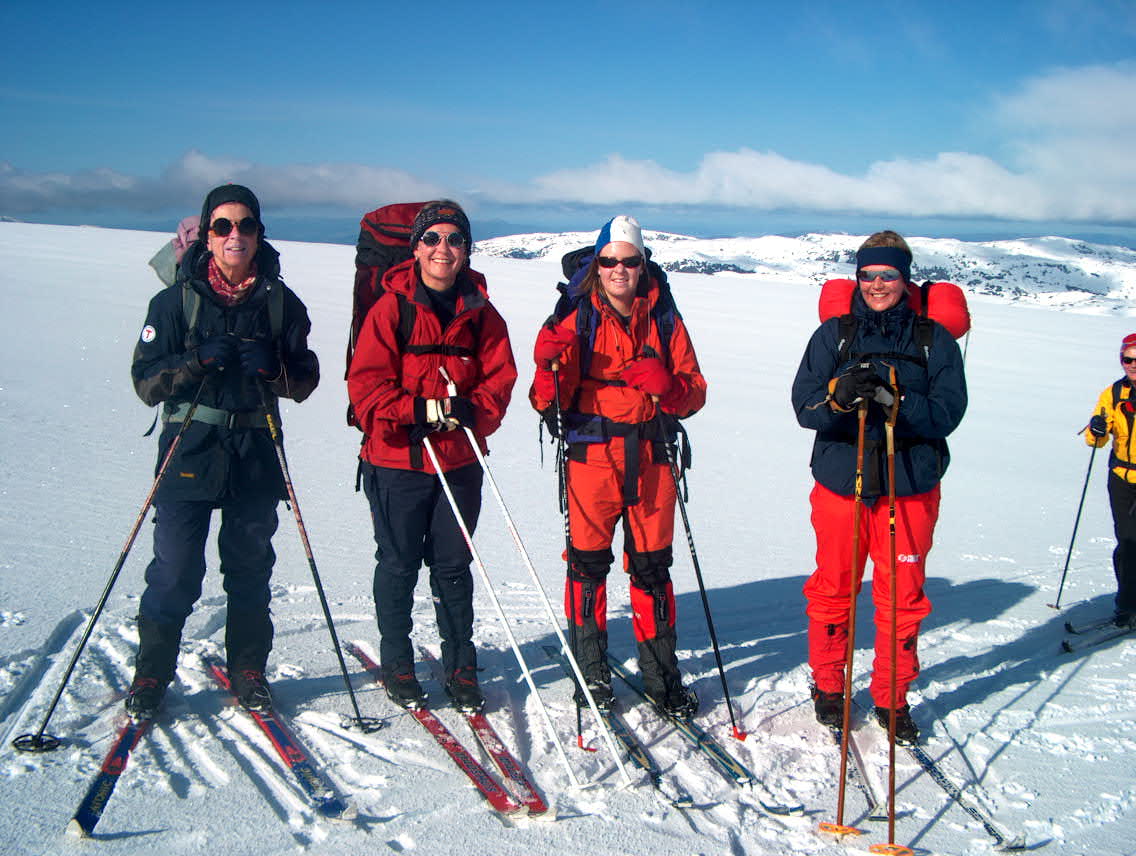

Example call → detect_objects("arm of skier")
464 303 518 438
263 287 320 404
347 292 418 435
131 289 201 407
1084 388 1112 448
657 318 706 418
529 315 579 413
791 320 858 432
893 326 967 439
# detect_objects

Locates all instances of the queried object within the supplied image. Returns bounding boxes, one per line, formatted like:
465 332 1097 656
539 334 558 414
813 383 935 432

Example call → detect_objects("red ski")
419 646 548 815
346 643 523 815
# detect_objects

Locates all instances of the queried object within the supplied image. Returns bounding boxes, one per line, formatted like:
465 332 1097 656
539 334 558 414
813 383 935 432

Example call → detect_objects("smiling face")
858 265 907 312
1123 347 1136 384
206 202 258 282
413 223 467 291
596 241 643 314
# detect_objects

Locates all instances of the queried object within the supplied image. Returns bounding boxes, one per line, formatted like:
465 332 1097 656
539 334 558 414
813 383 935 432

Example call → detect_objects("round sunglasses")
210 217 258 237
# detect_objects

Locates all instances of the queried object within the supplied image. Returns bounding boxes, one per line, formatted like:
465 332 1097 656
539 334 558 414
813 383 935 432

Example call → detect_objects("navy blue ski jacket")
791 289 967 500
131 240 319 503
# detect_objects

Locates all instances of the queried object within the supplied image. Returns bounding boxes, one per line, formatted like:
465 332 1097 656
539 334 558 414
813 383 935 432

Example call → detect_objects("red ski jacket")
529 275 706 459
348 259 517 473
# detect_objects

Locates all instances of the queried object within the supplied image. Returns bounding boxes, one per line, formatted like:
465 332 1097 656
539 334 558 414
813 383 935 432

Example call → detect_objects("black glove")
833 365 893 409
445 396 476 429
238 339 281 380
194 334 238 374
1090 415 1108 438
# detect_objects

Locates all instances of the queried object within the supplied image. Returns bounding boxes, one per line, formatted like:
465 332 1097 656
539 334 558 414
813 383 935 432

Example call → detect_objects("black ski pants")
1107 472 1136 614
361 461 483 676
139 496 279 674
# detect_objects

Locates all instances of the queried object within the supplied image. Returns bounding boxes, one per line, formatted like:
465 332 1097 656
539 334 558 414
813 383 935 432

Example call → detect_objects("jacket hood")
381 258 488 302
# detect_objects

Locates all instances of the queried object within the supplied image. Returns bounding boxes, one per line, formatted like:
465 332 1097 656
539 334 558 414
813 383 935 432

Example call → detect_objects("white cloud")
3 64 1135 224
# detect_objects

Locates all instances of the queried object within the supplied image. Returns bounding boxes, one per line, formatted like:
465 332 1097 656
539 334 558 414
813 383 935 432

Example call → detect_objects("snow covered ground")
1 222 1134 856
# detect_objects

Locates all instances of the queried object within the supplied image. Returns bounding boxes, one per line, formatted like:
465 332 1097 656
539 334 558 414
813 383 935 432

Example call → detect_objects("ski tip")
65 818 91 839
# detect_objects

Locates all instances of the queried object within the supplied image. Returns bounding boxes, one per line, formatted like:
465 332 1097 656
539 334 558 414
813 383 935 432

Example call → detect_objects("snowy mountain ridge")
478 229 1136 311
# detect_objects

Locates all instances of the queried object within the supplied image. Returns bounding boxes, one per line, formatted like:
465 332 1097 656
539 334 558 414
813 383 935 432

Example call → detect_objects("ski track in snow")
2 223 1136 855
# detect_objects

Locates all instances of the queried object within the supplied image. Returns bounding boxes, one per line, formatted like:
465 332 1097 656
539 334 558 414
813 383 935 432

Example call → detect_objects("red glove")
621 357 672 397
532 367 556 402
533 324 576 367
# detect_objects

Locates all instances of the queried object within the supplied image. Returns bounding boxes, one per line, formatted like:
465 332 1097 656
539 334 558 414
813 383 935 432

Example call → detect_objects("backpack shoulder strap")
267 281 285 340
395 292 416 352
836 313 857 365
180 281 202 348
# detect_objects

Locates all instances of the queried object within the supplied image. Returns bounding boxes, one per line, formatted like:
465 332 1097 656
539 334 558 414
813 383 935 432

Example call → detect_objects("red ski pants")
565 447 676 643
805 481 940 708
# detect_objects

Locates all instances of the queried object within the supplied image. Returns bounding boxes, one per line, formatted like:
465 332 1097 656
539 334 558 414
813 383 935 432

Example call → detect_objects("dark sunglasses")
858 268 903 283
597 255 643 269
1123 356 1136 365
211 217 258 237
420 230 467 248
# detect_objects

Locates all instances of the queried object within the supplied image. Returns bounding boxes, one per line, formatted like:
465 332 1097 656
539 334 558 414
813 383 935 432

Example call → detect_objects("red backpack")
346 202 426 428
819 278 970 367
818 278 970 339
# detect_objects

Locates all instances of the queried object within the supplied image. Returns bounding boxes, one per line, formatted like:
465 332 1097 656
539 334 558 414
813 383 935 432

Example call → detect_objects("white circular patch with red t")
140 325 156 343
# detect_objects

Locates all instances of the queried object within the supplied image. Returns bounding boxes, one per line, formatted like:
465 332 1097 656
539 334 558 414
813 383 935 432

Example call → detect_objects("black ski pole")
13 379 208 753
662 440 747 741
1049 429 1101 610
257 383 383 733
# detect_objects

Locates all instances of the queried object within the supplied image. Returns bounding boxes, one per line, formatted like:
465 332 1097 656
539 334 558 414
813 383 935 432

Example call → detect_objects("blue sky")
2 0 1135 244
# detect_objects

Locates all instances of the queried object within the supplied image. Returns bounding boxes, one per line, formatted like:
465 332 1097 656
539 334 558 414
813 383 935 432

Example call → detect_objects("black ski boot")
125 677 167 720
225 610 274 711
812 686 843 729
383 663 427 710
658 683 699 719
230 669 273 712
874 704 919 746
445 666 485 714
126 616 182 719
574 678 615 712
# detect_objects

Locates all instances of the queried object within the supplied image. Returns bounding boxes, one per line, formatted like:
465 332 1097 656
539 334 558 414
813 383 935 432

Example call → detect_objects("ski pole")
257 383 384 733
551 367 589 750
662 440 747 741
882 369 905 852
1049 426 1102 610
438 367 625 786
548 367 630 771
819 399 869 837
13 379 209 753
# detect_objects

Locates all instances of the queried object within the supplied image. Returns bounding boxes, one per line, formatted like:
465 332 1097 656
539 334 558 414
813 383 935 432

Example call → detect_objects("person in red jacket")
530 215 707 717
347 201 517 713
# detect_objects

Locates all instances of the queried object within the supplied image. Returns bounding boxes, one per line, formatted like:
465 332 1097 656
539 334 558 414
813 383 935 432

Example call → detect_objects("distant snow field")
1 222 1134 856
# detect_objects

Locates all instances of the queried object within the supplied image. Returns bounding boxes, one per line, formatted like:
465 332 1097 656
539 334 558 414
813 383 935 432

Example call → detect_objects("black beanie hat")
200 184 263 235
409 199 472 252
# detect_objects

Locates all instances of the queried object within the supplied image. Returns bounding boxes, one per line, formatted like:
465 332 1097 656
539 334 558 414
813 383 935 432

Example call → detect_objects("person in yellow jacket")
1085 332 1136 627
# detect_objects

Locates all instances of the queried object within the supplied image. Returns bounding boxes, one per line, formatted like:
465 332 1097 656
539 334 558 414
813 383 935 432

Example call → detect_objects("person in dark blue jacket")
127 184 319 718
791 230 966 744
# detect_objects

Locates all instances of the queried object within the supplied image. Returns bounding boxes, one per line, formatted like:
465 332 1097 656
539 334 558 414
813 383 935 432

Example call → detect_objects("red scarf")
207 257 258 306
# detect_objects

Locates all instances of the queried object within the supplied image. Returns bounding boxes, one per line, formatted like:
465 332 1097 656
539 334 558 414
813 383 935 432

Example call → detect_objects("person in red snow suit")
791 230 967 745
347 201 517 713
529 215 707 717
